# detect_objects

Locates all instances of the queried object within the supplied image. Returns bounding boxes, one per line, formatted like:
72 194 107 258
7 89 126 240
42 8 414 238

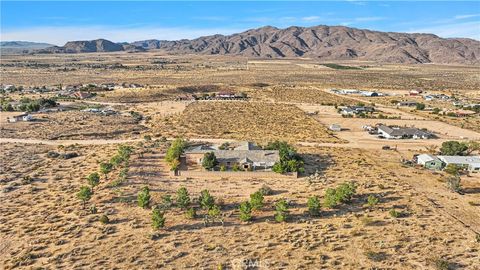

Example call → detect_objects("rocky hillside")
37 25 480 64
0 41 54 54
37 39 144 53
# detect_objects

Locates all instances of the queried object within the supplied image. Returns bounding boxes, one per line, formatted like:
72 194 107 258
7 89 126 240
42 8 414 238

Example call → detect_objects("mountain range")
13 25 480 64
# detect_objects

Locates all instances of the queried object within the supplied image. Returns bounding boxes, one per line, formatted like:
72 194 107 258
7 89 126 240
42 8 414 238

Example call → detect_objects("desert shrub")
99 162 113 180
446 176 462 193
99 215 109 224
307 196 321 216
249 191 264 210
220 164 226 171
202 152 218 170
77 186 92 209
476 234 480 243
232 164 240 171
239 201 252 222
274 199 289 222
366 195 379 207
389 209 401 218
86 172 100 190
151 208 165 229
364 251 387 262
60 152 78 159
199 190 215 210
137 186 151 208
208 205 221 218
416 103 426 110
160 195 173 209
430 257 452 270
90 204 97 214
444 164 462 176
258 185 274 196
176 187 191 209
323 182 357 208
185 207 197 219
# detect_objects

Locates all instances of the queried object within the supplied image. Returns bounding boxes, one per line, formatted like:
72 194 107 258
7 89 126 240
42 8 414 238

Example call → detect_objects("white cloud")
454 14 480 20
0 26 245 45
302 16 321 22
406 21 480 40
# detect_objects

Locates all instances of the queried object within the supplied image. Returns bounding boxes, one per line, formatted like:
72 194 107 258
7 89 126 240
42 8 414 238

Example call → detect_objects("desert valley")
1 17 480 270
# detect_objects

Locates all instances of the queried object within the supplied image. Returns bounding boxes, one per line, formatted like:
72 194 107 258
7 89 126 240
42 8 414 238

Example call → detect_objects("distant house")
450 109 476 117
175 94 197 101
409 89 423 96
184 141 279 171
397 101 418 107
377 125 433 139
8 113 33 123
329 124 342 131
416 154 443 170
437 156 480 173
72 91 93 100
340 106 375 115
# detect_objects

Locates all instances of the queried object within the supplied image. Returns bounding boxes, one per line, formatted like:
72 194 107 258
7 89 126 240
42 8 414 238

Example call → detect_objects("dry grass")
1 143 478 269
0 111 146 140
150 101 343 143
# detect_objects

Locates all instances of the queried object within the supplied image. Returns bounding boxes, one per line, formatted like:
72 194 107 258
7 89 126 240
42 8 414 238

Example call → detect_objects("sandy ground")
1 143 478 269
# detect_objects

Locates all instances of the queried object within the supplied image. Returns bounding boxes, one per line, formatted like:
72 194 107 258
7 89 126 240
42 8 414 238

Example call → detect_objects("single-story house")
329 124 342 131
377 125 434 139
184 141 279 171
397 101 418 107
72 91 93 100
8 113 33 123
409 89 423 96
416 154 443 170
437 156 480 173
341 106 375 115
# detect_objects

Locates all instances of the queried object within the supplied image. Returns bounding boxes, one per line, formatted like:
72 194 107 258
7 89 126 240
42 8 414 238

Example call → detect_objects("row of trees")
141 182 357 230
165 138 187 170
265 141 305 173
439 140 479 156
1 97 57 112
77 145 134 210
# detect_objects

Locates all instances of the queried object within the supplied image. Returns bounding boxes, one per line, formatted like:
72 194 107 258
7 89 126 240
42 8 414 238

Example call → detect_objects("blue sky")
1 1 479 45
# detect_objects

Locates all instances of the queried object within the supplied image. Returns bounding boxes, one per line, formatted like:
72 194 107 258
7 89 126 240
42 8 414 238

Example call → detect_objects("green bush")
239 201 252 222
99 162 113 180
323 182 356 208
389 209 400 218
151 208 165 229
185 207 197 219
202 152 218 170
137 186 151 208
440 141 468 156
165 138 186 170
274 200 289 222
176 187 191 209
258 185 274 196
99 215 109 224
199 190 215 210
249 191 264 210
86 172 100 190
307 196 321 216
208 205 221 218
366 195 379 207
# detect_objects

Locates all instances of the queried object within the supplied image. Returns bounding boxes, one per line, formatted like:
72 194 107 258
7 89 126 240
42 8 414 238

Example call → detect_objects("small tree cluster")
265 141 304 174
323 182 357 208
202 152 218 170
165 138 186 171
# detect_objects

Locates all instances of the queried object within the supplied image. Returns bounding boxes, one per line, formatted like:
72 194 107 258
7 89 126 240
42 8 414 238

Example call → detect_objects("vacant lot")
0 111 146 140
150 101 343 143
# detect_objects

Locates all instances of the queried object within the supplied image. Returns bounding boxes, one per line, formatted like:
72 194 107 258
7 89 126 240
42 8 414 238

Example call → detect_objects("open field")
1 142 478 269
0 111 146 140
150 101 343 144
